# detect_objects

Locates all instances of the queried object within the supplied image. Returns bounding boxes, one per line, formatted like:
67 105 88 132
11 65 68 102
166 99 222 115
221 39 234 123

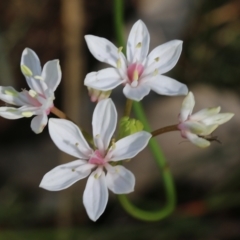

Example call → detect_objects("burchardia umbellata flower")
0 48 61 133
84 20 188 101
40 99 151 221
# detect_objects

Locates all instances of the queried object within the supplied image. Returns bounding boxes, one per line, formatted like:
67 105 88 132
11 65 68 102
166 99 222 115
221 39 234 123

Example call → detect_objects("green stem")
114 0 176 221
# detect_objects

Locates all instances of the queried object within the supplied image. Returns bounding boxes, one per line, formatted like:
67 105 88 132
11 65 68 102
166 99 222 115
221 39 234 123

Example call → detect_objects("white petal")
85 35 126 68
31 114 48 134
41 60 62 91
179 91 195 122
21 48 41 76
0 86 31 106
84 68 124 91
147 75 188 96
106 165 135 194
48 118 92 159
83 170 108 221
180 121 208 135
0 107 23 119
191 107 221 121
144 40 182 76
92 99 117 151
109 131 151 161
39 160 92 191
185 131 210 148
123 83 151 101
202 113 234 125
127 20 150 63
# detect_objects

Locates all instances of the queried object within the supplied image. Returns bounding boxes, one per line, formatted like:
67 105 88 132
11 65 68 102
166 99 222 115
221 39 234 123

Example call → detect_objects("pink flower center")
127 63 144 83
89 150 106 165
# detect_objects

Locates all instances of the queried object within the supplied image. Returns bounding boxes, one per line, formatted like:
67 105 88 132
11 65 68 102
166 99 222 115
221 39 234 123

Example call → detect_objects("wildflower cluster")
0 20 234 221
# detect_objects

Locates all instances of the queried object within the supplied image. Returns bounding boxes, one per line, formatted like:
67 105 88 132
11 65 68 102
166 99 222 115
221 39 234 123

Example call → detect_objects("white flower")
40 99 151 221
0 48 61 133
178 92 234 148
84 19 188 101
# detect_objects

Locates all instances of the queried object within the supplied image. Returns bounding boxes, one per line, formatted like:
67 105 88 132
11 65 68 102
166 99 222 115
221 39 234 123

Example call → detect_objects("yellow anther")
133 69 139 81
75 143 79 146
22 111 33 117
94 173 99 179
136 42 142 48
153 69 158 76
72 168 75 172
111 138 116 150
34 75 44 81
28 90 37 98
154 57 160 62
21 65 33 77
118 46 123 53
117 58 121 69
4 89 18 97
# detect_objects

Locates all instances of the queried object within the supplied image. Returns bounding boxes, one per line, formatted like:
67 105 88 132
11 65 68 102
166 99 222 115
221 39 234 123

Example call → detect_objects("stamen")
118 46 123 53
4 90 18 97
22 111 33 117
133 69 139 81
21 65 32 77
154 57 160 62
34 76 44 81
117 58 121 69
153 69 158 76
136 42 142 48
29 90 37 98
75 142 79 146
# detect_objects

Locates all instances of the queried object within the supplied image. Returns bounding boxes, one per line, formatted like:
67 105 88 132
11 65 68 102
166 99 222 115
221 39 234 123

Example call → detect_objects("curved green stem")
114 0 176 221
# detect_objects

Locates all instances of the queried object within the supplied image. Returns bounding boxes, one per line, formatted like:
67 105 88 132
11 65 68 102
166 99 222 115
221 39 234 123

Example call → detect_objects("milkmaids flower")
0 48 61 133
84 19 188 101
40 99 151 221
178 92 234 148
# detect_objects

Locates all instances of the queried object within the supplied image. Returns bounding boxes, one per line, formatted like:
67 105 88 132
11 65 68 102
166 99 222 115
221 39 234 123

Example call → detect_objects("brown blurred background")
0 0 240 239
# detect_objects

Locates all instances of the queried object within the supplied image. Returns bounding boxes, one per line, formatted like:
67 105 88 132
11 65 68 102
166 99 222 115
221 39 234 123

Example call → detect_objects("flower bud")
87 87 111 102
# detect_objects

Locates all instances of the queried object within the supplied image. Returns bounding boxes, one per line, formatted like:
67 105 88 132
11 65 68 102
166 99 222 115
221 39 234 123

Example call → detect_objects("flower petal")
143 40 182 76
39 160 92 191
48 118 92 159
109 131 151 161
179 91 195 122
85 35 126 68
31 114 48 134
202 113 234 125
127 20 150 63
92 99 117 151
83 170 108 221
123 83 151 101
41 60 62 91
191 107 221 121
106 165 135 194
0 86 31 106
179 121 208 135
84 68 124 91
185 131 210 148
0 107 23 119
21 48 41 76
147 75 188 96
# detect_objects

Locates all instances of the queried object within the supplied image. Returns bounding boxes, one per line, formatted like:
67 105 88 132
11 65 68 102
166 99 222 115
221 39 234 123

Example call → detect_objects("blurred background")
0 0 240 239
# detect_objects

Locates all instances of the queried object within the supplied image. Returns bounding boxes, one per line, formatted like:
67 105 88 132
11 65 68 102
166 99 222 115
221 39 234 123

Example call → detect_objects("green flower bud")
118 116 143 139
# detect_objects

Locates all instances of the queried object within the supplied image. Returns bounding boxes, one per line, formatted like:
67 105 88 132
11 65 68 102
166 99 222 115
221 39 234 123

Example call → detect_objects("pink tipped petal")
147 75 188 96
106 165 135 194
179 91 195 122
48 118 92 159
31 114 48 134
42 60 62 91
84 68 124 91
92 99 117 151
85 35 126 68
127 20 150 63
123 83 151 101
185 131 210 148
144 40 182 76
39 160 91 191
0 107 23 119
109 131 151 161
83 170 108 221
21 48 41 76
